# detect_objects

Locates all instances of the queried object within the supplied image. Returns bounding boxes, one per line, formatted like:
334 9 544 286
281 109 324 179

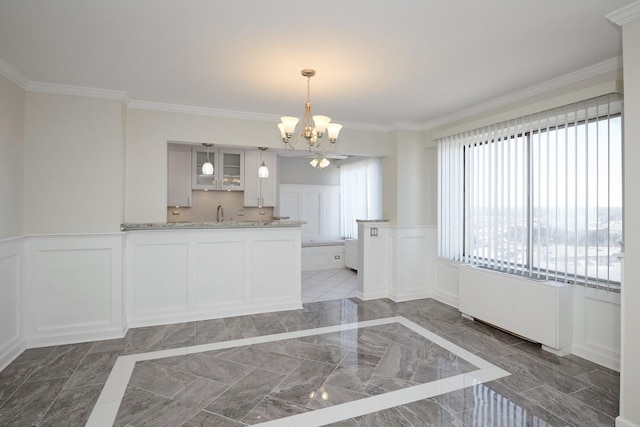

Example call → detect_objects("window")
340 157 383 239
438 94 623 290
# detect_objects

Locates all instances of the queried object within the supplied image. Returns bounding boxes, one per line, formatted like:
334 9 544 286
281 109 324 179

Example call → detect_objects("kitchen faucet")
217 204 223 223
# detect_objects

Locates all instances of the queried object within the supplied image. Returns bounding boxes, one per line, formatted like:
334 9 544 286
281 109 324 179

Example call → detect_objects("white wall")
619 12 640 427
279 157 340 185
23 93 125 234
0 74 24 238
125 108 390 223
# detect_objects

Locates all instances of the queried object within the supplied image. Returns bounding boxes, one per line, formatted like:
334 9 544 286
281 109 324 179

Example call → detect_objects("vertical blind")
340 157 383 239
438 93 623 290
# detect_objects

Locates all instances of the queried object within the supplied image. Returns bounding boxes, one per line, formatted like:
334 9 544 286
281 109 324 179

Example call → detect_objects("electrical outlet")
237 209 244 216
334 255 341 260
370 227 378 237
259 210 266 215
172 210 180 215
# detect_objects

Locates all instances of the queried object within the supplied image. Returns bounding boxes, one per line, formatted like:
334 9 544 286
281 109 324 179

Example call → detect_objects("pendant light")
202 143 214 175
258 147 269 178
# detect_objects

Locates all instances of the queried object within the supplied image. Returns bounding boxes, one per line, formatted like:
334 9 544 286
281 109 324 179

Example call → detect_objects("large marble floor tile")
307 384 370 409
353 407 412 426
39 383 102 426
570 385 619 418
241 396 310 424
413 341 478 383
185 409 247 426
131 377 228 427
375 342 420 381
443 329 516 358
512 340 604 377
129 361 198 397
153 352 254 385
0 360 40 400
0 378 66 426
272 310 315 332
204 368 285 421
228 346 303 375
113 385 167 427
26 342 92 382
576 368 620 397
249 313 287 335
123 325 166 354
395 398 463 427
224 316 259 340
269 359 338 406
195 318 230 345
64 349 121 389
11 346 56 364
325 350 381 392
364 374 417 396
161 321 196 348
89 337 126 354
521 384 614 427
279 339 347 365
463 319 526 346
493 352 590 394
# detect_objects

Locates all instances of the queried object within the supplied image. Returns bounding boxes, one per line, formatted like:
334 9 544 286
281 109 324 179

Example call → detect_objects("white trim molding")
0 58 29 90
607 1 640 26
26 82 129 103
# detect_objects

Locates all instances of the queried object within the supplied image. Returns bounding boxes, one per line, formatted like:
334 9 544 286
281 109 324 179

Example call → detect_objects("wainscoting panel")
0 238 24 371
279 184 341 242
24 234 124 347
389 226 435 302
572 286 621 371
125 228 302 327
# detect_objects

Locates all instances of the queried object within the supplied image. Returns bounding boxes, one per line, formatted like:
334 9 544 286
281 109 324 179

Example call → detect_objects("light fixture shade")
202 161 214 175
277 123 287 139
309 158 319 168
258 161 269 178
327 123 343 141
319 157 331 168
312 115 331 135
281 117 299 135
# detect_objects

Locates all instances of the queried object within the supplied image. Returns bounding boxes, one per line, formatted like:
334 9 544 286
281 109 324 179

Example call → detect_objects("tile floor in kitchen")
0 270 620 426
302 268 358 303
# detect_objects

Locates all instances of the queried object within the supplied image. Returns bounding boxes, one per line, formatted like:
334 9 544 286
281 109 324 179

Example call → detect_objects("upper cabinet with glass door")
191 147 244 191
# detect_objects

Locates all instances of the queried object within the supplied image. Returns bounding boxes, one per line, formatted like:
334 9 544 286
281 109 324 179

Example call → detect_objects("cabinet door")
260 152 278 207
167 144 192 207
219 149 244 191
192 148 218 190
243 150 260 206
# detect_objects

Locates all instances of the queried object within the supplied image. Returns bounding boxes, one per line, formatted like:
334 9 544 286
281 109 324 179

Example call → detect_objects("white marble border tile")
87 316 510 426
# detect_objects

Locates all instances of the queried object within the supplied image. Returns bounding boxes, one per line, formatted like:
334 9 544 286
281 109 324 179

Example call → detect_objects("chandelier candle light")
278 69 342 151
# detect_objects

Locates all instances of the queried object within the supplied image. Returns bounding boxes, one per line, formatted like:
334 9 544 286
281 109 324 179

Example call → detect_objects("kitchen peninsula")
122 220 304 327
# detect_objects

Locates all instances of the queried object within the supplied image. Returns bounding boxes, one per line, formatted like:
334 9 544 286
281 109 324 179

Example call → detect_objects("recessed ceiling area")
0 0 632 128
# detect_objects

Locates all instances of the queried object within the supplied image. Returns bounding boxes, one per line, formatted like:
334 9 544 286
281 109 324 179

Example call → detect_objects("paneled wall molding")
0 237 25 371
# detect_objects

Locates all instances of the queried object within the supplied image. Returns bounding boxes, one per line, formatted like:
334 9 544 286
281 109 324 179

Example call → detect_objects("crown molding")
26 81 128 103
606 1 640 26
420 57 623 131
0 58 29 90
128 99 391 133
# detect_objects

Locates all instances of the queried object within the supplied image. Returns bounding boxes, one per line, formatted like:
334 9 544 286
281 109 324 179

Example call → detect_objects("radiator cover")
459 265 572 354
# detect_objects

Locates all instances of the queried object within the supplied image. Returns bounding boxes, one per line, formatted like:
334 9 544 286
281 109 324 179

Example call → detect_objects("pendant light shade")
202 143 214 175
258 161 269 178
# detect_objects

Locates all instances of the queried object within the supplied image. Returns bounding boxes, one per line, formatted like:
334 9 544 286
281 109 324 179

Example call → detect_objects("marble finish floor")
0 297 620 426
302 269 358 303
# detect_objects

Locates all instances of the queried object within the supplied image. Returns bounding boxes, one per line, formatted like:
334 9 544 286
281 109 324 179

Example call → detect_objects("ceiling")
0 1 632 130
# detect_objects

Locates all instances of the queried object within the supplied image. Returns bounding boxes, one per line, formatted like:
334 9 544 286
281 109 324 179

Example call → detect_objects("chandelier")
278 69 342 151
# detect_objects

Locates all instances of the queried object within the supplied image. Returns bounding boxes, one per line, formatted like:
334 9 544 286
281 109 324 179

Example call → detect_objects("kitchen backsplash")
167 190 274 223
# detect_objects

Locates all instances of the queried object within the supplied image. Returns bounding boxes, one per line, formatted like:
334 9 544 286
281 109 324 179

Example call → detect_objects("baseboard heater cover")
459 265 572 355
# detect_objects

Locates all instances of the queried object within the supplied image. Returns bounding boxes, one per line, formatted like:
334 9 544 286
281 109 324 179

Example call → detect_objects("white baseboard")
572 343 621 372
0 336 26 371
356 290 388 301
616 416 640 427
389 290 430 303
25 326 126 349
431 289 459 308
127 300 303 328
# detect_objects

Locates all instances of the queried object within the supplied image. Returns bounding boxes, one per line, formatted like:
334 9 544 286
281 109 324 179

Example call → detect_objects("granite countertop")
121 220 305 231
